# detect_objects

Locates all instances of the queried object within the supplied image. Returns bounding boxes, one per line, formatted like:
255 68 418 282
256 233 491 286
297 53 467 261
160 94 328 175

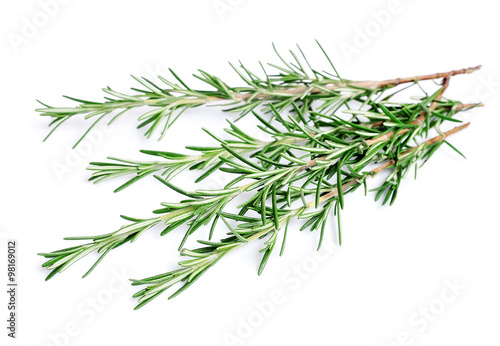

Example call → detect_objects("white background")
1 0 499 345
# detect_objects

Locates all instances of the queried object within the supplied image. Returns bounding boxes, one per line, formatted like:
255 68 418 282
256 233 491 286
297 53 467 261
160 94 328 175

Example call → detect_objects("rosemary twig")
86 86 476 192
36 41 480 147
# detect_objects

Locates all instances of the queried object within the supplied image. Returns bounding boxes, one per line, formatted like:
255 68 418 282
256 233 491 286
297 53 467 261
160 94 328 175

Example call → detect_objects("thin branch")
210 66 481 102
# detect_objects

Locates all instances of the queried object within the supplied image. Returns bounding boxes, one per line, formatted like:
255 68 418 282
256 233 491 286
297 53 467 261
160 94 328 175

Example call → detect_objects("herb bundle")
38 43 481 309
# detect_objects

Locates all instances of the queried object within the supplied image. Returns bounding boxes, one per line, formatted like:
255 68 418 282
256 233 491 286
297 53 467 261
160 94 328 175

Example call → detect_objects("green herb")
38 45 481 309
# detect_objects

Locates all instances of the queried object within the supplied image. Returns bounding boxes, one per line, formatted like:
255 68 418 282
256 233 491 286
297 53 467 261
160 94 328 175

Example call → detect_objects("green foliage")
38 44 480 309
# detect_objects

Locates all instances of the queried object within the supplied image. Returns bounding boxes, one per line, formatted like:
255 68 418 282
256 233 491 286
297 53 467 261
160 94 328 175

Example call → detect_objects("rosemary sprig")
86 89 477 192
36 41 480 147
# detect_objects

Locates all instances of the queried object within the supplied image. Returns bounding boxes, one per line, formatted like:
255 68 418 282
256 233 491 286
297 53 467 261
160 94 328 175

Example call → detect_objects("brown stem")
352 66 479 90
455 102 484 110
